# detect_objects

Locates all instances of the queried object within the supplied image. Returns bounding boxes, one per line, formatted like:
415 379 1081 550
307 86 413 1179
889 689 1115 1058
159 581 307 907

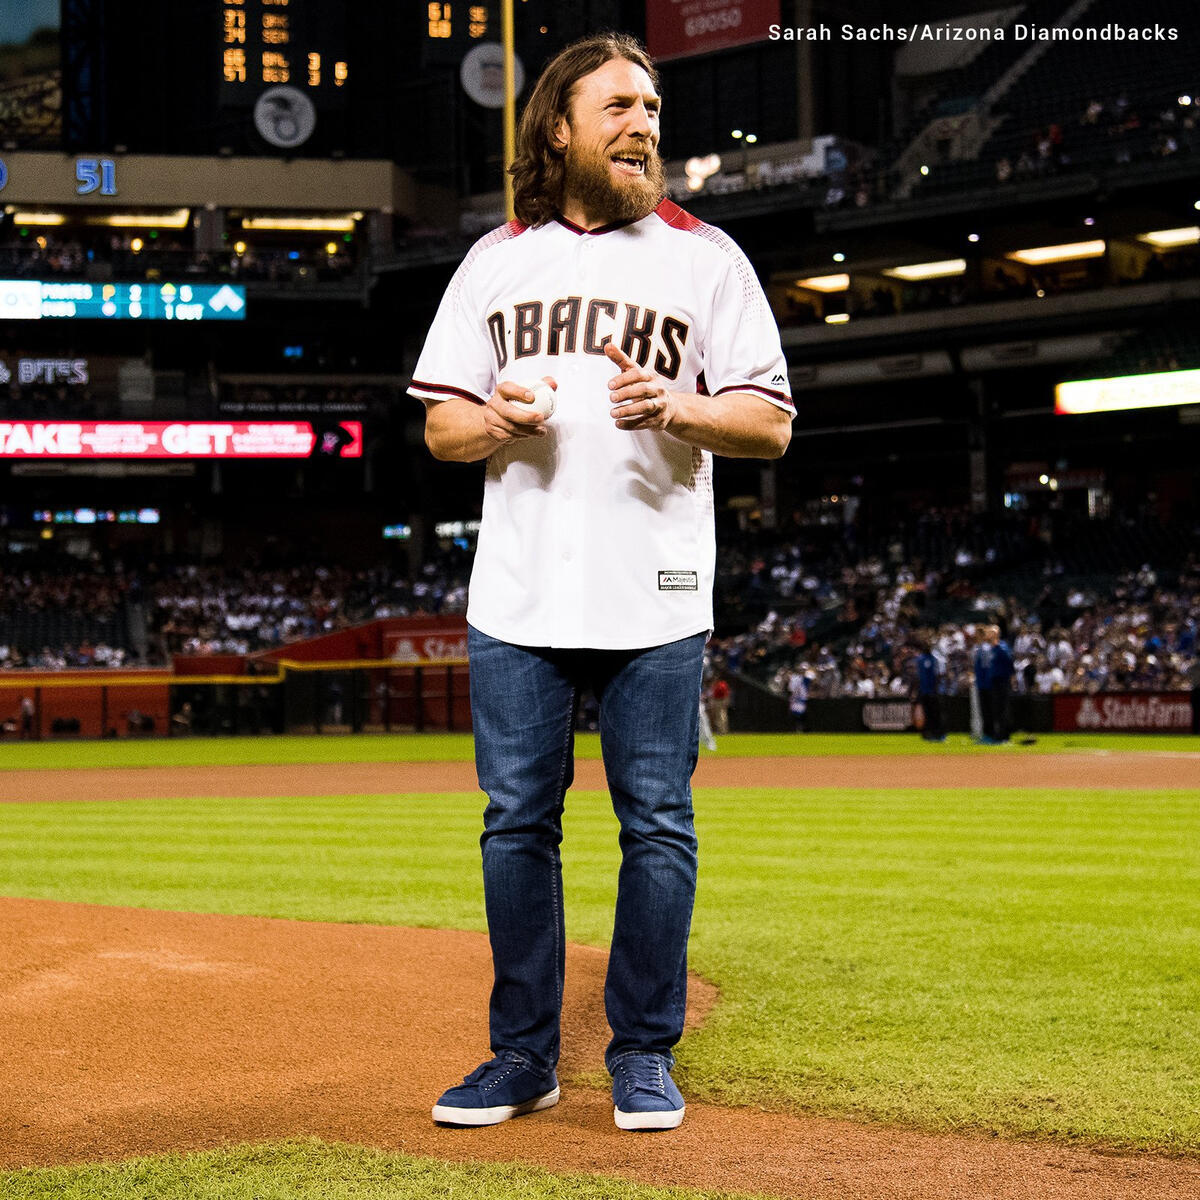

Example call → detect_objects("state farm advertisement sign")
0 420 362 458
383 626 468 663
1055 693 1192 732
646 0 780 61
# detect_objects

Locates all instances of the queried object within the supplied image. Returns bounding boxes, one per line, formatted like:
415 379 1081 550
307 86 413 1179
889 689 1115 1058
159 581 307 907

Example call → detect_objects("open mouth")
611 153 646 176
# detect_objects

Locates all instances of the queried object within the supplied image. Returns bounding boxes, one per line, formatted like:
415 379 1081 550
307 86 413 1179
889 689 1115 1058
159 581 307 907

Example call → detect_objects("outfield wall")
0 669 1194 740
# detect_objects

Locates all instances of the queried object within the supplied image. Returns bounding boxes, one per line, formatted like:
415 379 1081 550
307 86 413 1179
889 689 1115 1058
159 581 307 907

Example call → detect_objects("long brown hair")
510 33 660 228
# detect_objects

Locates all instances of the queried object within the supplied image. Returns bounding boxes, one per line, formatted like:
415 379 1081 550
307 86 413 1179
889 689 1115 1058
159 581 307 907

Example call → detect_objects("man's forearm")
664 390 792 459
423 398 501 462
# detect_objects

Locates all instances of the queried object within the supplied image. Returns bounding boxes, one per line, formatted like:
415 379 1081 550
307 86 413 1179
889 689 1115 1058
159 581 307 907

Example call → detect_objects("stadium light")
824 313 850 325
96 209 191 229
1137 226 1200 248
1056 367 1200 415
1007 240 1106 265
794 273 849 293
12 212 66 226
882 259 967 281
242 215 358 232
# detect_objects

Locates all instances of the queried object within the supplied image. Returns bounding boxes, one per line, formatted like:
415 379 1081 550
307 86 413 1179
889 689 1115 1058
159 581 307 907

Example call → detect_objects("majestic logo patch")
771 372 787 384
658 570 698 591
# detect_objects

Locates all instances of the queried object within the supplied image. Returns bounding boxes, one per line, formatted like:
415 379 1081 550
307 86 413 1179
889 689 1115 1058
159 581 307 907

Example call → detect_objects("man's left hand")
605 342 674 431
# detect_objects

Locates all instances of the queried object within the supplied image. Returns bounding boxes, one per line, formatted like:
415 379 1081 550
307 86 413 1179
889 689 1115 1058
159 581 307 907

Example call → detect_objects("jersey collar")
553 213 642 236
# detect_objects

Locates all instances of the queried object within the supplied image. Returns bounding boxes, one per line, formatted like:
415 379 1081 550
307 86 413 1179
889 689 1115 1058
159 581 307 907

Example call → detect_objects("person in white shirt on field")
410 32 792 1133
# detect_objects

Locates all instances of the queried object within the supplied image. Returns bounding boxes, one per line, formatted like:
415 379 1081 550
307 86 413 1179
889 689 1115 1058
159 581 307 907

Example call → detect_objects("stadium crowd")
0 232 359 284
707 511 1200 705
1 513 1196 701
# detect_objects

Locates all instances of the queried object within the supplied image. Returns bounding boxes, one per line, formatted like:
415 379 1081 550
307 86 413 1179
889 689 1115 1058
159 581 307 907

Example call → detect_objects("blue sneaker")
432 1052 559 1126
611 1052 685 1131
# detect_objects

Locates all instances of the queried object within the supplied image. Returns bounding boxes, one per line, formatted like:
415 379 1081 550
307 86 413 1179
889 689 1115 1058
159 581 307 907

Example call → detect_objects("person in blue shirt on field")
915 637 945 742
988 625 1015 744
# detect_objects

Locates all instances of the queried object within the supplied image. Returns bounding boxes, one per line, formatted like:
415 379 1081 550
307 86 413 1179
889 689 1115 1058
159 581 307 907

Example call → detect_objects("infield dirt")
3 752 1199 1200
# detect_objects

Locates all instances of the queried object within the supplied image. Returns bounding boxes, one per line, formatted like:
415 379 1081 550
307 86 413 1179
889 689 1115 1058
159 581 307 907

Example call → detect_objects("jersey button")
562 549 573 562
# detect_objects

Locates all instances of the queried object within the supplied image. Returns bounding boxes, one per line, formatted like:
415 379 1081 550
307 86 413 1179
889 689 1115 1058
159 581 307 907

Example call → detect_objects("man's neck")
558 198 610 230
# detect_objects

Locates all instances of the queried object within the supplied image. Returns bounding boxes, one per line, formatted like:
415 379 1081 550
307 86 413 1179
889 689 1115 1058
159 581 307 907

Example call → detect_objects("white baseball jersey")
409 198 793 650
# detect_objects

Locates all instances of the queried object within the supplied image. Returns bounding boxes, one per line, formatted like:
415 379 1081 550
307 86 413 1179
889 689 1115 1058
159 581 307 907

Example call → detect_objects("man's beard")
562 140 666 225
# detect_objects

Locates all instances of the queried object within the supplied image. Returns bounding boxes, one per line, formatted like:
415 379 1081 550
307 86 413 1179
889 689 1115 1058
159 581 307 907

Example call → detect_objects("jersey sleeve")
702 237 794 415
408 245 497 407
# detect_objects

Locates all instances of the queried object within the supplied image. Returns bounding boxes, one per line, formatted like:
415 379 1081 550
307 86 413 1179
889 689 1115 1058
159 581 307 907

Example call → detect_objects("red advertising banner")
0 420 362 459
646 0 781 61
1054 692 1193 733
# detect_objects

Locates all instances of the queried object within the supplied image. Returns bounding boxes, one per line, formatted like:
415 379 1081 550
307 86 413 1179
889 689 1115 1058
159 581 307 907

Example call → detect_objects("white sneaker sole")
614 1103 685 1131
432 1086 559 1126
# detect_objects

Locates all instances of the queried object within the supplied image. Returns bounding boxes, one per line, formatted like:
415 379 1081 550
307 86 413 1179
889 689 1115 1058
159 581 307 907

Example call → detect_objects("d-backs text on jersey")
487 298 691 381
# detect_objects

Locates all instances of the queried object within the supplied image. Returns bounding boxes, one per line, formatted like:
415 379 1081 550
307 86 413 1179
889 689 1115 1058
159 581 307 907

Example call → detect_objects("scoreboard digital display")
423 2 494 65
0 282 246 322
220 0 348 102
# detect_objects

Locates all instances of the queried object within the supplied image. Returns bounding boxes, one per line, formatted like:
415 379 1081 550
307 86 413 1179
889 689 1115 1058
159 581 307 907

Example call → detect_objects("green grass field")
2 729 1199 770
3 734 1199 1197
1 1142 756 1200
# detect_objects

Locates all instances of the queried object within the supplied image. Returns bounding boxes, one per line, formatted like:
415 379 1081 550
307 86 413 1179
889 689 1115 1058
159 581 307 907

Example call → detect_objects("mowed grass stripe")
0 1141 760 1200
2 787 1198 1149
5 730 1200 770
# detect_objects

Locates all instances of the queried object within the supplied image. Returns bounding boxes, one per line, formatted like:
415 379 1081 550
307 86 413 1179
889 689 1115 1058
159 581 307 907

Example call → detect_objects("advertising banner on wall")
861 700 916 732
1054 692 1193 732
383 621 468 663
646 0 781 61
0 420 362 458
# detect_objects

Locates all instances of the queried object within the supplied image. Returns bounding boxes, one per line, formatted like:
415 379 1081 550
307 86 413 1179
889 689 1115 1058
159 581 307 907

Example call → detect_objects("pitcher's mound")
4 897 1198 1200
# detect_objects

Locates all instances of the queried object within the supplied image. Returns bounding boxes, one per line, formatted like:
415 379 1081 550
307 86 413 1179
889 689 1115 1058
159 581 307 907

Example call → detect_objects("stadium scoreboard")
423 2 494 64
219 0 348 102
0 282 246 322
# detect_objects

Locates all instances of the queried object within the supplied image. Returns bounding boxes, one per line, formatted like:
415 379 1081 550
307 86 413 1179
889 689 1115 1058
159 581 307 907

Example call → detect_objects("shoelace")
617 1055 667 1096
463 1052 524 1087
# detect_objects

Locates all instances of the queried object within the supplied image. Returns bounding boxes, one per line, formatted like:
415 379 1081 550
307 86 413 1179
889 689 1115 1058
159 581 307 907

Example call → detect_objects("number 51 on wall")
75 158 117 196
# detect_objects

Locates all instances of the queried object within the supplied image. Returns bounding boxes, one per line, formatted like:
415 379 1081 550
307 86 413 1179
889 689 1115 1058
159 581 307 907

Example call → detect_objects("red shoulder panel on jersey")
653 198 704 232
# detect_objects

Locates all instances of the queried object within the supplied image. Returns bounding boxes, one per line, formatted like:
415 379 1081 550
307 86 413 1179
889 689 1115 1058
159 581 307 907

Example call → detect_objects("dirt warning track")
2 748 1196 802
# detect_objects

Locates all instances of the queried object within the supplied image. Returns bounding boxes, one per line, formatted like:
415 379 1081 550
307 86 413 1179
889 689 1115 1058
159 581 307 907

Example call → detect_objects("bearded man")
410 32 793 1132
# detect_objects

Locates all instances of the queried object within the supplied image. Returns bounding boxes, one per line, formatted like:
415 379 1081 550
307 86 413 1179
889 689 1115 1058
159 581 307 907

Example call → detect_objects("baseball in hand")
516 379 556 418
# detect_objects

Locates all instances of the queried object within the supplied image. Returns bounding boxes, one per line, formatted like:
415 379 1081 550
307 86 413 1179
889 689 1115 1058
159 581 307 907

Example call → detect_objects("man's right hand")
483 380 555 444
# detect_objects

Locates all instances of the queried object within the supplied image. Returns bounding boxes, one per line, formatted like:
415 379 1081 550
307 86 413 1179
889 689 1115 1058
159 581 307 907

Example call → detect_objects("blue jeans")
467 624 705 1076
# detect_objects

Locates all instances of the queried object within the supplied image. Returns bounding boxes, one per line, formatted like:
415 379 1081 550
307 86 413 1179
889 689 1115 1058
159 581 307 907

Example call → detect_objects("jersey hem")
466 614 714 652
